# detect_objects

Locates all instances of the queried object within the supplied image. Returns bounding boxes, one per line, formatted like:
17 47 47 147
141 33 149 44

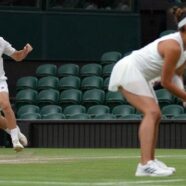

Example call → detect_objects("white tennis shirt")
131 32 186 81
0 37 16 80
109 32 186 98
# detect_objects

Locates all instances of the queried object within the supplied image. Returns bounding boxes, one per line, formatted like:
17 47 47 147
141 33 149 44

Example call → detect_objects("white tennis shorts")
0 80 9 93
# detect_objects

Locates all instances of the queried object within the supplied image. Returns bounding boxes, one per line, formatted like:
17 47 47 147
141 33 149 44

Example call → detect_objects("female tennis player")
0 37 32 152
109 6 186 176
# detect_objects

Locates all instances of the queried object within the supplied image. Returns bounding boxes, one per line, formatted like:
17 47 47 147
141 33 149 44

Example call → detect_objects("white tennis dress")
108 32 186 100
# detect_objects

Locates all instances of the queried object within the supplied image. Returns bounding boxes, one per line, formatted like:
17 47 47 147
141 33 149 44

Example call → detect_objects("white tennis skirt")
108 55 157 101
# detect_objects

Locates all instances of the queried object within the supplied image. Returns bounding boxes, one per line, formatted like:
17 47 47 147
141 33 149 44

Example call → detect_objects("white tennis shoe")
154 159 176 173
135 160 173 177
12 139 24 152
17 126 28 147
18 132 28 147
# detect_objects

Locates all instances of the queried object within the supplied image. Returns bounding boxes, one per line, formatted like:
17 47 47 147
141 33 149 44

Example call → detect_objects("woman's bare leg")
119 87 161 164
151 118 161 160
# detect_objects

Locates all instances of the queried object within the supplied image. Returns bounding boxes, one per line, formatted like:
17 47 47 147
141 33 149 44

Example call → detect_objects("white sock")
10 128 19 141
5 126 23 139
16 126 22 138
4 126 21 135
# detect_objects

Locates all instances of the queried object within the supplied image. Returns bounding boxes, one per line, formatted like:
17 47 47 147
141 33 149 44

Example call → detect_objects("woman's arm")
11 43 33 62
158 39 186 101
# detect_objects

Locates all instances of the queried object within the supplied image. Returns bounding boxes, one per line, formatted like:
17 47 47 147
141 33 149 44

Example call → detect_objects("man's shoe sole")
14 146 24 152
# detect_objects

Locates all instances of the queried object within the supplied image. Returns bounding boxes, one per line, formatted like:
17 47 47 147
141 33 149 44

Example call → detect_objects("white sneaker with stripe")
154 159 176 173
135 160 173 177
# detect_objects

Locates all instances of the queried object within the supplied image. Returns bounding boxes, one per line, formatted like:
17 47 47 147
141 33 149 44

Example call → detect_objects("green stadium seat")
42 113 65 119
161 104 184 118
37 76 59 91
105 91 127 108
103 77 110 90
40 105 62 117
68 113 90 119
119 114 142 120
37 89 59 107
112 105 135 117
59 89 82 106
16 76 38 91
15 89 38 109
82 89 105 107
155 89 174 108
58 76 81 91
173 96 183 106
57 64 79 77
18 113 41 120
102 63 114 78
173 114 186 120
36 64 57 77
16 104 40 118
100 51 122 65
87 105 110 118
80 63 102 77
63 105 86 118
94 113 116 119
81 76 103 90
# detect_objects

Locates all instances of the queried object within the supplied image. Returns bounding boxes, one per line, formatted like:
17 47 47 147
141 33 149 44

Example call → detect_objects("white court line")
0 179 184 186
1 154 186 159
1 154 186 164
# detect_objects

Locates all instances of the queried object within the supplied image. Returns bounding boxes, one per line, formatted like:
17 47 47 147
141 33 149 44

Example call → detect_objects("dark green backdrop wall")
0 10 140 61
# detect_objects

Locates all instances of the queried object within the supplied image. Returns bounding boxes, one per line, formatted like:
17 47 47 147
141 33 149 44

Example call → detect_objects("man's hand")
23 43 33 54
11 43 33 61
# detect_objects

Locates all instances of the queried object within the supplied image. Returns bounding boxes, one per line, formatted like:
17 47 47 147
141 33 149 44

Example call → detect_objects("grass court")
0 148 185 186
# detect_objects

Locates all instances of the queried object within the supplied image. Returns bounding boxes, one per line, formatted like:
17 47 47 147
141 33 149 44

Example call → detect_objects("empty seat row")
16 104 140 120
35 63 115 78
18 112 186 120
34 51 122 78
16 75 110 91
15 87 182 109
16 104 186 120
18 112 142 120
15 88 129 109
